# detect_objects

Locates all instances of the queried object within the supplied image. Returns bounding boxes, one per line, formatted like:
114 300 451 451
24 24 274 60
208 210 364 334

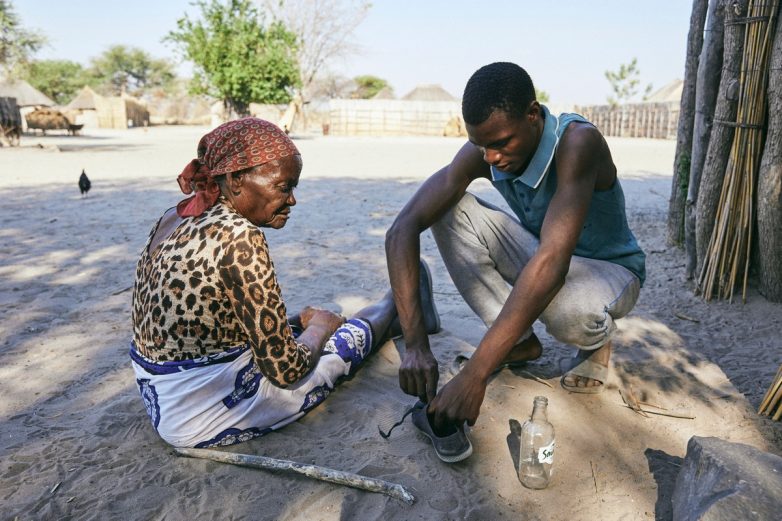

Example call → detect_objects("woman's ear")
224 172 245 196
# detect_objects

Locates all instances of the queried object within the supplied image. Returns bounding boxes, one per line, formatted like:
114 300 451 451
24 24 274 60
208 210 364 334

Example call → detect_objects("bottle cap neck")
531 396 548 420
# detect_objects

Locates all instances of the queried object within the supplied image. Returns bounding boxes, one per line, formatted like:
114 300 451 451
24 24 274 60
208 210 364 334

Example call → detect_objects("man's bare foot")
502 332 543 365
451 333 542 375
562 341 611 389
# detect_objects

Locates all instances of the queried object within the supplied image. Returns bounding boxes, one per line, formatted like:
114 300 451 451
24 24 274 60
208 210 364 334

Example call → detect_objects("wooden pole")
667 1 706 248
695 0 746 278
757 13 782 301
175 447 416 504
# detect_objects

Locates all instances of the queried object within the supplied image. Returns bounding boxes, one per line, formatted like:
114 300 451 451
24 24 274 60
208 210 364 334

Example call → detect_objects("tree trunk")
757 19 782 301
695 0 747 276
685 0 726 278
668 0 709 247
225 99 250 120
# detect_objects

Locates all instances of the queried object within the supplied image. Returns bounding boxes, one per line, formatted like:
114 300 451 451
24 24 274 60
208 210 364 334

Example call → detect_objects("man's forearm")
385 221 430 350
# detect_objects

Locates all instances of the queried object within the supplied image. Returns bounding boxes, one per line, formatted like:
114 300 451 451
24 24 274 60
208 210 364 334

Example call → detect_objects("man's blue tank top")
489 105 646 285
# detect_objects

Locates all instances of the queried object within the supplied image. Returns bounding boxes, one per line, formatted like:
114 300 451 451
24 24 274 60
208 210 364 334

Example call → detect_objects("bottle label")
538 441 554 464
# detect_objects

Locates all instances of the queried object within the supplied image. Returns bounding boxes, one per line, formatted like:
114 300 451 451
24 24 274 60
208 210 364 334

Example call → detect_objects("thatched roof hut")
402 84 457 102
0 79 54 107
66 86 99 110
645 79 683 103
64 86 149 129
371 86 396 100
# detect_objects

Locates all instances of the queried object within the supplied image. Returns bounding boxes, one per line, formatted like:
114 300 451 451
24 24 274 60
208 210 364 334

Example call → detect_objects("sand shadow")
506 418 522 475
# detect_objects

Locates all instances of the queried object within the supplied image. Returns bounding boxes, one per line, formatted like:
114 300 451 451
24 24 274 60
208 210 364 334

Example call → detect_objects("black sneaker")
411 401 472 463
389 259 441 337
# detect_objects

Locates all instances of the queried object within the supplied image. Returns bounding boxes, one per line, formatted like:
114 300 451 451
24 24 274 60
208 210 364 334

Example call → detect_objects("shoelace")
377 402 423 439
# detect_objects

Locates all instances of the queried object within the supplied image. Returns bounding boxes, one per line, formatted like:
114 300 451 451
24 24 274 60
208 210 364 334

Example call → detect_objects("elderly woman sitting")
130 118 436 448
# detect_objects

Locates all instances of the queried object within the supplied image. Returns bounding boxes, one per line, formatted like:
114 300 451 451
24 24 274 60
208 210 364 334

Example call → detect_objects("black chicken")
78 169 91 198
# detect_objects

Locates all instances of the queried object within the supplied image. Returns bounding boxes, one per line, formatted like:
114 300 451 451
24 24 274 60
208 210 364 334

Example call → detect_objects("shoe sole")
412 405 473 463
422 434 473 463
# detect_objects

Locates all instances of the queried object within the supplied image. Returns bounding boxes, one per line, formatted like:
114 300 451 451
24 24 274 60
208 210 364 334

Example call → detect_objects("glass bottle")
519 396 555 489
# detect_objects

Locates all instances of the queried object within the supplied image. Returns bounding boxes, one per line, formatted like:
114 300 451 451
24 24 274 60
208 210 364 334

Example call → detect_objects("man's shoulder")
556 121 609 169
558 119 603 151
556 121 616 184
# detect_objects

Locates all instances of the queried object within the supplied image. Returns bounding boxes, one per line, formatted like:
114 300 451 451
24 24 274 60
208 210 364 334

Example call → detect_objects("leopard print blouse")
131 200 312 388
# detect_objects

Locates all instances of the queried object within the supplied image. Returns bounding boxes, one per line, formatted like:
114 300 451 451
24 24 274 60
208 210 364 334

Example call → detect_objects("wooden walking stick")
175 447 415 504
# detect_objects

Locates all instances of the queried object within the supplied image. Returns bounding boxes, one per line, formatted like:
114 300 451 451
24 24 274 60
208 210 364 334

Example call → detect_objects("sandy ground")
0 126 780 521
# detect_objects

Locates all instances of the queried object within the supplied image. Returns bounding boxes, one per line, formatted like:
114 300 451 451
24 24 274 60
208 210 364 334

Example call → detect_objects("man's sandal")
559 356 609 394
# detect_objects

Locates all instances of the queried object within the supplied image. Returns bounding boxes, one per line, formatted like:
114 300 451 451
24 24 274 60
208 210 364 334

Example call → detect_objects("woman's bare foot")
562 341 611 389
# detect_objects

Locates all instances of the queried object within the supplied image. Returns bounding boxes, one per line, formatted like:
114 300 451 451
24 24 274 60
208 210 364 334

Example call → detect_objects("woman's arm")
218 227 326 388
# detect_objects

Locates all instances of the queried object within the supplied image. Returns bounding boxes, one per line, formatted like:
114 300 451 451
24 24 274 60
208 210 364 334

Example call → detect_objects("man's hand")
399 345 439 403
428 369 487 431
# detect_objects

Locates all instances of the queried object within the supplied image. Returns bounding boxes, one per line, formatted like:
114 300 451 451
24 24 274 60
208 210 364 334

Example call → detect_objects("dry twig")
619 387 649 417
699 0 780 302
617 403 695 419
674 312 700 323
759 365 782 420
519 371 554 388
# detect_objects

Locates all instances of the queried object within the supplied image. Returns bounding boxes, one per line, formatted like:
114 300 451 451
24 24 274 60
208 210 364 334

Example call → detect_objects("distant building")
645 79 683 104
402 84 457 102
371 86 396 100
65 86 149 129
0 79 54 107
0 79 55 131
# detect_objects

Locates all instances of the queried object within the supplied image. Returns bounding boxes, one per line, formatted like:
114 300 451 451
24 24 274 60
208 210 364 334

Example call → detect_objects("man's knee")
430 192 480 240
541 306 615 350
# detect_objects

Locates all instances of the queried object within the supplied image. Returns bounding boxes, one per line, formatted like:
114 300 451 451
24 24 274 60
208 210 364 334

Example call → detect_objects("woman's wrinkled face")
231 154 302 228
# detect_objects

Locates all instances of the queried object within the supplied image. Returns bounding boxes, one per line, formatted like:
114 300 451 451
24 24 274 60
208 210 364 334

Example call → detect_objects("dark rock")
672 436 782 521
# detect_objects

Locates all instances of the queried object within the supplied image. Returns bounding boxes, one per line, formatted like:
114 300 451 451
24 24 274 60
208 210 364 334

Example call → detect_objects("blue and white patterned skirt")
130 319 372 448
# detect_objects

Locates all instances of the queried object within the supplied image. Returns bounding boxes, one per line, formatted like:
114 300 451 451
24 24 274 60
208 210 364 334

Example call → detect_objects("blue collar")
490 105 559 189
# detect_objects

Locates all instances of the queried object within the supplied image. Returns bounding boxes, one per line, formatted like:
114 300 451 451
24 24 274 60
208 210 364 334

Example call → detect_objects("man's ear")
527 101 541 121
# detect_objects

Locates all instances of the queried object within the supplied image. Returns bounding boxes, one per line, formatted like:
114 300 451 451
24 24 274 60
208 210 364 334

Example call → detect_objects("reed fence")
574 102 680 139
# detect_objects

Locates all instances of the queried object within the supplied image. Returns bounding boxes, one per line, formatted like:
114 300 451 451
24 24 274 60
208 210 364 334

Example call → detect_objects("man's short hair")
462 62 536 125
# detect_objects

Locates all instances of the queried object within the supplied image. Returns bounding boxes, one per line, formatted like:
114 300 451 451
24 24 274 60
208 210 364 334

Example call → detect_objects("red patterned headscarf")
176 118 300 217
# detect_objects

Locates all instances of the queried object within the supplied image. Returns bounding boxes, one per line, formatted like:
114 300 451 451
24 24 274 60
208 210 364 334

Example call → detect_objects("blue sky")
16 0 692 104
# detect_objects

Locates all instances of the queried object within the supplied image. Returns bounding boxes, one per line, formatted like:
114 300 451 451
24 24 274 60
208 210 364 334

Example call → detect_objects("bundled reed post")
698 0 780 302
758 365 782 420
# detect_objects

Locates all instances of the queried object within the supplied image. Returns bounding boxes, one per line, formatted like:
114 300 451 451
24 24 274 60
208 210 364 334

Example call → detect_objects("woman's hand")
300 306 345 336
295 307 346 369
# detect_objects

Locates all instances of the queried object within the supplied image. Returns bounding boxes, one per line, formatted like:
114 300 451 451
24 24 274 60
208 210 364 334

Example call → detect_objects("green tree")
535 88 550 103
24 59 90 104
604 57 653 106
88 45 175 96
167 0 300 117
352 75 389 99
0 0 46 74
